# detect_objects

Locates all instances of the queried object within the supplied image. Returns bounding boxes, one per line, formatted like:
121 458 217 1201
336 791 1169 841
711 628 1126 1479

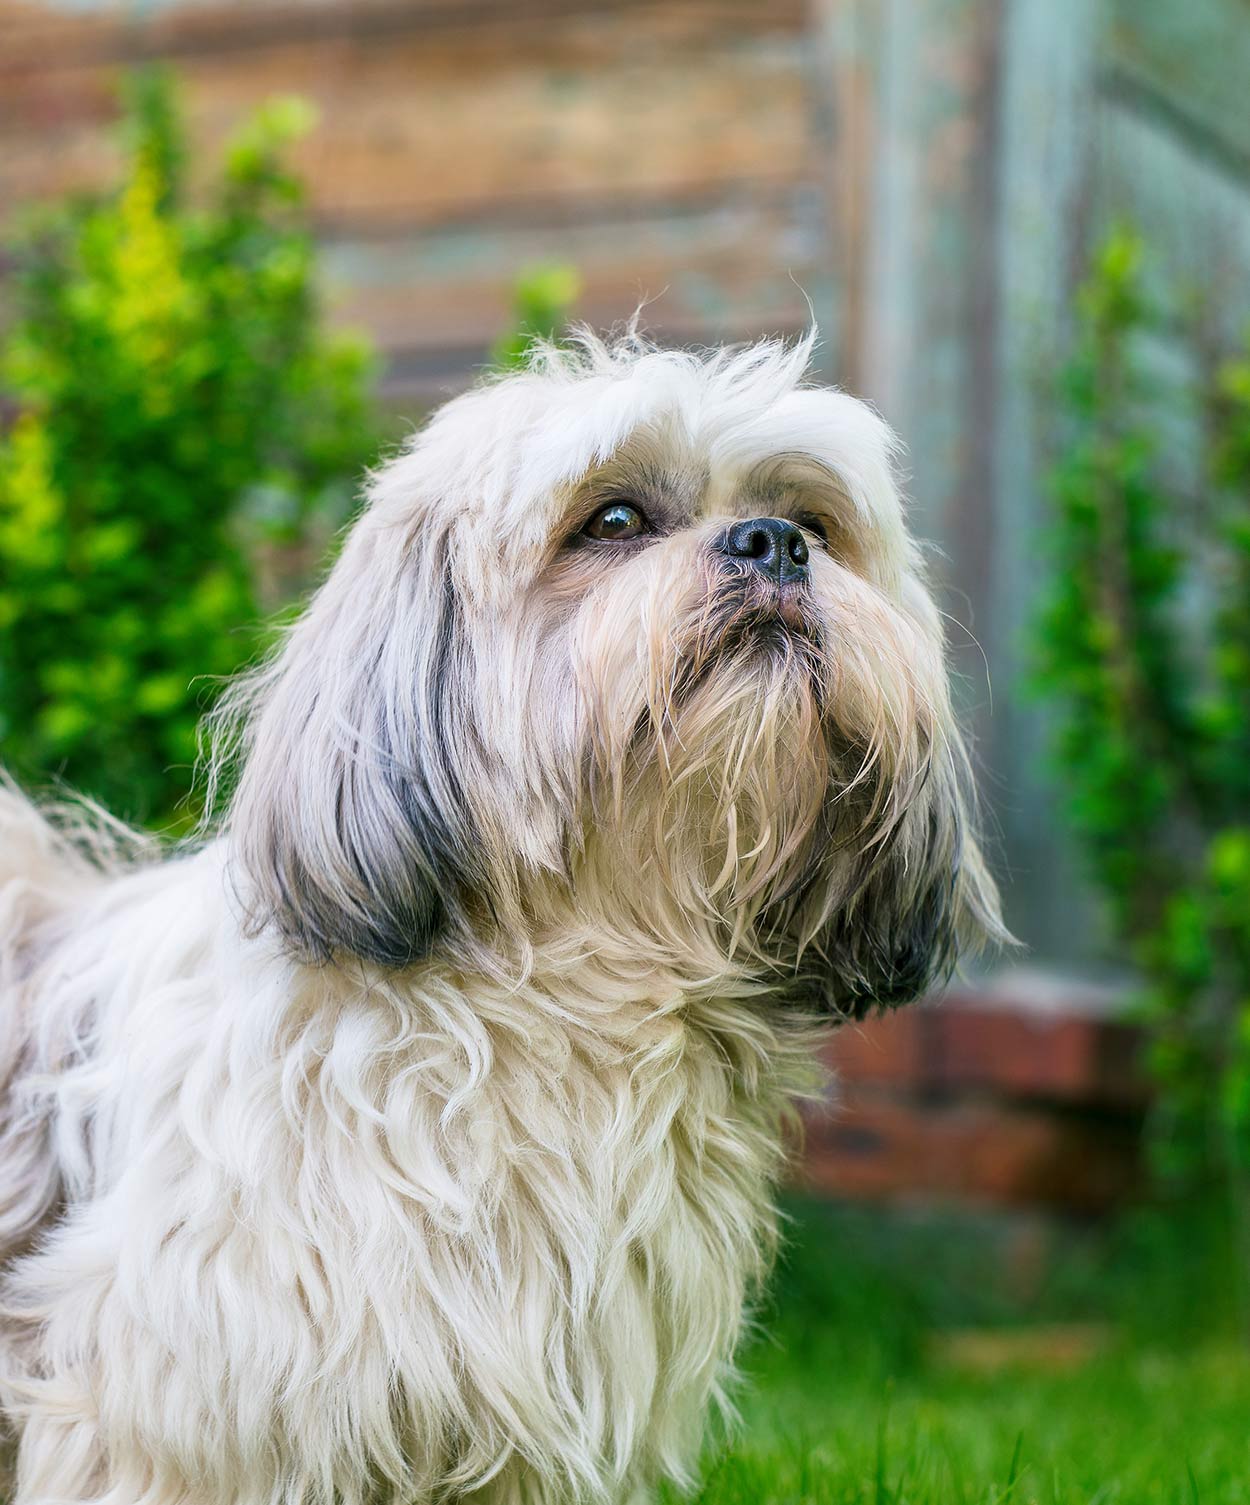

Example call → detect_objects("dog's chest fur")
2 851 814 1504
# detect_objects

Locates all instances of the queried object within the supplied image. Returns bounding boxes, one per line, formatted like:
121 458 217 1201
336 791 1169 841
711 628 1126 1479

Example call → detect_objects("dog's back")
0 776 79 895
0 779 106 1265
0 780 95 1490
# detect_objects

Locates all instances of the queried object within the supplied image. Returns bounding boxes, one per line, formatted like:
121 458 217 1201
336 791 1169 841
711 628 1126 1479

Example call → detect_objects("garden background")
5 0 1250 1499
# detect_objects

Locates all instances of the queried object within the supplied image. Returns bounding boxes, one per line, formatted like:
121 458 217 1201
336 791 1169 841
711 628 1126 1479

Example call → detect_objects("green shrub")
491 263 582 371
0 71 379 828
1035 230 1250 1186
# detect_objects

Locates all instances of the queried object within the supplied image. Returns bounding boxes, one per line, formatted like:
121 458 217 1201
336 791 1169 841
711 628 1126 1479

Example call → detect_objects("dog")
0 332 1004 1504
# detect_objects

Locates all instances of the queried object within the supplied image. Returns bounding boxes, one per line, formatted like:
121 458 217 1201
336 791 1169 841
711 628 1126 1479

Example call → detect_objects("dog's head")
215 334 1005 1013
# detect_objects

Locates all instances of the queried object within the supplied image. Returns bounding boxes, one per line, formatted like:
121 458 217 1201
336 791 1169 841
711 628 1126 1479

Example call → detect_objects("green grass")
667 1197 1250 1504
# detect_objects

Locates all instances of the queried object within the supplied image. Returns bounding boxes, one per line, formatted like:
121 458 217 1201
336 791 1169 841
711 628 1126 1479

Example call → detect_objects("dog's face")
218 336 1003 1013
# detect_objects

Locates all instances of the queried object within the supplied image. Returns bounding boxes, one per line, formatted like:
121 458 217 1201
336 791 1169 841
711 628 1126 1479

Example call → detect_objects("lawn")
669 1196 1250 1505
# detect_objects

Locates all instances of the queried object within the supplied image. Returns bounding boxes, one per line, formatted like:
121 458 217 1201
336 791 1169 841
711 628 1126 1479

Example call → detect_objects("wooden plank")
0 0 807 72
1107 0 1250 175
1096 95 1250 341
842 0 1006 517
320 189 830 407
1 11 812 230
321 192 828 354
988 0 1103 964
809 0 879 389
834 0 1004 601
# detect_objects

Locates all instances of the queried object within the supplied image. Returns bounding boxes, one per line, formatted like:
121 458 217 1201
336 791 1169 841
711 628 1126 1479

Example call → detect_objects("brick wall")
800 973 1147 1213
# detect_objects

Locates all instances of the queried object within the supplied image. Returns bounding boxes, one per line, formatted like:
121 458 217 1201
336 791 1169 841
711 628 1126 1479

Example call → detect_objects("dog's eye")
798 513 829 545
583 502 647 541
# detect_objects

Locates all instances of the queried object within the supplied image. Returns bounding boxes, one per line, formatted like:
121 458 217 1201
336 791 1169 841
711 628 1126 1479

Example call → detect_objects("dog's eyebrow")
554 453 702 539
736 454 857 519
743 451 844 493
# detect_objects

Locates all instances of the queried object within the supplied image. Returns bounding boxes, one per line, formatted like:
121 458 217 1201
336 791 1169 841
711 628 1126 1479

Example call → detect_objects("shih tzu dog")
0 333 1004 1504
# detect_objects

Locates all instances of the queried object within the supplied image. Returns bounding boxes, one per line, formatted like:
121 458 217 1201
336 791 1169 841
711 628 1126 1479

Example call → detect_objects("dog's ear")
213 519 486 968
802 738 1007 1020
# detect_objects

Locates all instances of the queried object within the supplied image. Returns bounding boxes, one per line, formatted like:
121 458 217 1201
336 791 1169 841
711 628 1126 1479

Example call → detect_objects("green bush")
491 263 582 371
0 72 379 828
1035 230 1250 1186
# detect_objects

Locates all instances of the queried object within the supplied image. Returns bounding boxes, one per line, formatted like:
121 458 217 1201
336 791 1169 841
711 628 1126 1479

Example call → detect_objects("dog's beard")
616 640 830 954
566 556 935 972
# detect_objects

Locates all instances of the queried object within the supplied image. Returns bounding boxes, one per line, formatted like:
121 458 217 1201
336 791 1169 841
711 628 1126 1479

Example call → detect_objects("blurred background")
4 1 1250 1499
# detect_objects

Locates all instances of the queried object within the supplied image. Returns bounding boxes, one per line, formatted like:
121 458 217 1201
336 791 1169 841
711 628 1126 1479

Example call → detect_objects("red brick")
821 984 1147 1112
822 1007 931 1090
796 1089 1141 1213
930 1004 1146 1108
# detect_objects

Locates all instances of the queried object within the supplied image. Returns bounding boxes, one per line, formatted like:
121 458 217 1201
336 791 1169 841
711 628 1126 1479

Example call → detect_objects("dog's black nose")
721 517 810 584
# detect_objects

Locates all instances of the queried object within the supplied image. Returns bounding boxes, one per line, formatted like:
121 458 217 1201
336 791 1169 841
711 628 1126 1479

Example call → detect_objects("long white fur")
0 333 1004 1504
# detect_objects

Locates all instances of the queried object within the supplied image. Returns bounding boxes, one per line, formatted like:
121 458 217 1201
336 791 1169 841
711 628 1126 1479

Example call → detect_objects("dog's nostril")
723 517 810 584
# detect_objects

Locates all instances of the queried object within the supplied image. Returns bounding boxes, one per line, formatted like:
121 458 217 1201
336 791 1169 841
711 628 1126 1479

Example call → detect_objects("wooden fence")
5 0 1250 969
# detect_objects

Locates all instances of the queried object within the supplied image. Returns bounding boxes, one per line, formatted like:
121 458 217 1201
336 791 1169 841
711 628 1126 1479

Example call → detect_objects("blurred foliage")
491 263 582 371
662 1196 1250 1505
1035 230 1250 1189
0 71 380 828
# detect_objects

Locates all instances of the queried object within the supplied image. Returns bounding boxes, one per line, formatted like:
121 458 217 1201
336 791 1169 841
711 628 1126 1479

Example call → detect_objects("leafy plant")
1035 230 1250 1189
491 263 582 371
0 70 379 828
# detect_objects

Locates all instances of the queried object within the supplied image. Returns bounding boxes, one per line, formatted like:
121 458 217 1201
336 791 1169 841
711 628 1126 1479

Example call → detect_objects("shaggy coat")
0 335 1004 1504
